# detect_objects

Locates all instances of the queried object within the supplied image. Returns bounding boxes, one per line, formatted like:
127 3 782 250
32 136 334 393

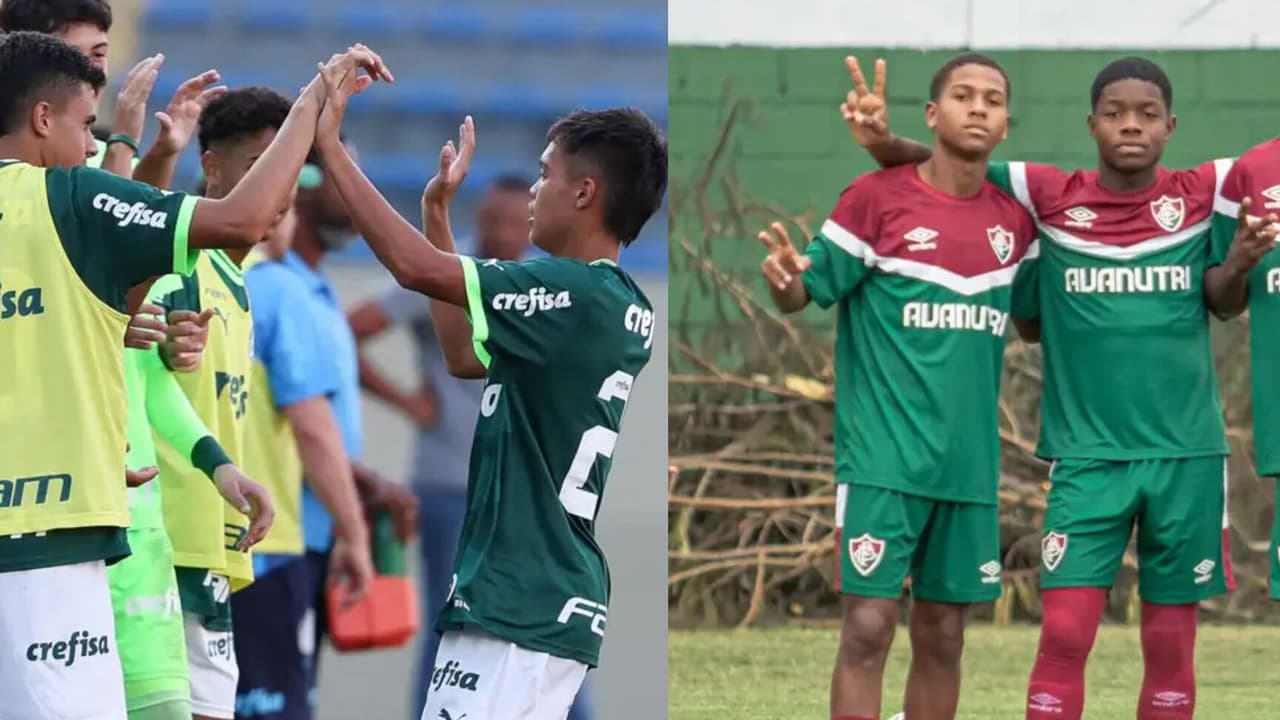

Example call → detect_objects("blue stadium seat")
421 7 490 42
384 81 467 116
331 6 400 38
142 0 214 30
363 154 502 194
505 8 589 46
476 82 559 121
596 10 665 48
236 3 309 33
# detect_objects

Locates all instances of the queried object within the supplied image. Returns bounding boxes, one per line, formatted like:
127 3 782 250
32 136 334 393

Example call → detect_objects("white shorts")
419 629 588 720
183 612 238 719
0 560 127 720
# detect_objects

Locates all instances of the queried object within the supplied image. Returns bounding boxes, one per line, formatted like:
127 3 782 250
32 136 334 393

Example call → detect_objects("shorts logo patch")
847 533 886 577
1041 532 1068 572
979 560 1002 584
1152 690 1189 707
1193 559 1215 584
1149 195 1185 233
431 659 480 693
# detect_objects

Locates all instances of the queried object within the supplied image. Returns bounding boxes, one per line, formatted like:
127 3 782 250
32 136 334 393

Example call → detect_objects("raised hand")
423 115 476 206
312 44 394 144
162 308 214 373
1226 196 1280 274
759 221 812 292
124 302 167 350
152 70 228 156
213 464 275 551
113 54 165 141
840 56 890 149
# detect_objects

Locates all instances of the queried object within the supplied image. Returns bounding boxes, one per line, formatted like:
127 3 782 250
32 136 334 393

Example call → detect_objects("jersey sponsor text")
0 282 44 319
0 472 72 508
1063 266 1191 294
92 192 169 229
430 659 481 693
901 301 1008 337
490 286 571 317
1267 268 1280 294
624 303 656 350
556 597 607 637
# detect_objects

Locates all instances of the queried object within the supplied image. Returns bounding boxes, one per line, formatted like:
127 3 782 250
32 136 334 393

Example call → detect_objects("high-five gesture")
313 44 393 144
840 56 890 149
759 221 812 313
424 116 476 206
1226 196 1279 274
152 70 228 155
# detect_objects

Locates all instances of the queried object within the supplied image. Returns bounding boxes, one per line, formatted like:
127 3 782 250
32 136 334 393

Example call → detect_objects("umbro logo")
979 560 1002 584
1029 692 1062 709
904 226 939 251
1262 185 1280 209
1193 558 1215 584
1063 206 1097 228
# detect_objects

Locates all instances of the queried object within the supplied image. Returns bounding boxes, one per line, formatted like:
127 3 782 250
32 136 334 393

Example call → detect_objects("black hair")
0 31 105 136
929 51 1011 102
492 173 531 192
546 107 667 246
0 0 112 34
197 86 292 154
1090 56 1172 111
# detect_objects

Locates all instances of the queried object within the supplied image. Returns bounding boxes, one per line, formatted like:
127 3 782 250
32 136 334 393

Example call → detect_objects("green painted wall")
669 46 1280 332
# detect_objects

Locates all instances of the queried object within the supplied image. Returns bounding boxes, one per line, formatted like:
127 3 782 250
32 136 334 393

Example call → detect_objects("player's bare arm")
99 53 163 177
759 221 812 313
842 56 931 168
133 69 228 190
312 54 468 308
423 116 488 379
1204 196 1279 319
1013 317 1042 343
188 47 389 249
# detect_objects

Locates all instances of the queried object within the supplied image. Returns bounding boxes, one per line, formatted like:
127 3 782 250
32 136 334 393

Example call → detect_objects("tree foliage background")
668 101 1278 629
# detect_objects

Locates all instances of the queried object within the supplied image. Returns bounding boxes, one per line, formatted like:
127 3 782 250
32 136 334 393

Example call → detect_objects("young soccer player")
842 55 1250 720
0 32 384 720
306 58 665 720
1204 145 1280 604
764 53 1036 720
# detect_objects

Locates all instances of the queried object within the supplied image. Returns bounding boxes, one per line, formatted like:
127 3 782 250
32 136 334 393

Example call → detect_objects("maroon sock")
1137 602 1197 720
1025 587 1106 720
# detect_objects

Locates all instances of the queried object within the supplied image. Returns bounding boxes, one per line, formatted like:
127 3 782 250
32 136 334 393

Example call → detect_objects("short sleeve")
800 180 877 309
460 256 594 368
45 165 200 311
246 266 340 407
1010 208 1041 320
378 284 431 329
985 161 1040 214
146 272 200 314
1211 159 1244 267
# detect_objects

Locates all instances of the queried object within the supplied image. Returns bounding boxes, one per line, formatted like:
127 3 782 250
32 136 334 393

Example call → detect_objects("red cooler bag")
326 511 419 651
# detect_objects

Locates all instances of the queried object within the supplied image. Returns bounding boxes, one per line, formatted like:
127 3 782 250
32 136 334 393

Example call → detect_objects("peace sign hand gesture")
759 221 811 291
1226 196 1280 274
840 56 891 149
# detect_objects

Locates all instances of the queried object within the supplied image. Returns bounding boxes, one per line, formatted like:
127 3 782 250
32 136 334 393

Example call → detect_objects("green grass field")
669 624 1280 719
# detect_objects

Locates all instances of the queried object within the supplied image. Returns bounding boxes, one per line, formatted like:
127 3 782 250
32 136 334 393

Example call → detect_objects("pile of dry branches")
668 104 1278 629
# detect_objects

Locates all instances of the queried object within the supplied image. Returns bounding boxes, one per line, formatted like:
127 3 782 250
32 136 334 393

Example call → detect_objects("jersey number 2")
559 370 634 520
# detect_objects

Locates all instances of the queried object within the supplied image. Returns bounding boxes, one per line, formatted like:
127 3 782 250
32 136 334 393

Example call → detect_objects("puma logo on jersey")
1064 266 1191 294
903 226 939 251
0 282 45 319
901 301 1008 337
1261 185 1280 209
92 193 169 229
491 287 570 317
1063 206 1097 228
624 303 655 350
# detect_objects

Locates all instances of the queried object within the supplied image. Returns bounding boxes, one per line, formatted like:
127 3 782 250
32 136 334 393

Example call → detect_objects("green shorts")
107 527 190 706
1270 478 1280 601
1040 456 1230 604
835 483 1002 604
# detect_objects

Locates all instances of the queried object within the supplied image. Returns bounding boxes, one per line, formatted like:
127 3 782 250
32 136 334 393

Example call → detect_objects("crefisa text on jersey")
624 303 655 349
491 286 571 317
0 281 45 319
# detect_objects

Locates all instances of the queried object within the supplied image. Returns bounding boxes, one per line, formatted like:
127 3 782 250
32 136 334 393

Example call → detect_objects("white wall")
669 0 1278 49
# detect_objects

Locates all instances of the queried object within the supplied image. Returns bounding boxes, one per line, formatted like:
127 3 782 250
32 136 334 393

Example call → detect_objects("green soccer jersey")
437 255 655 667
988 160 1230 460
1211 138 1280 474
800 164 1038 504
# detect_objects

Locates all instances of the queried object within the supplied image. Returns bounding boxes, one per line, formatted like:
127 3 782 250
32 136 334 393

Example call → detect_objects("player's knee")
909 604 966 666
838 602 896 668
1038 610 1097 662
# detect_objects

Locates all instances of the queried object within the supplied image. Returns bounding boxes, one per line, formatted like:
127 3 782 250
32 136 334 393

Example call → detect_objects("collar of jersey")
207 248 245 286
589 258 617 267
